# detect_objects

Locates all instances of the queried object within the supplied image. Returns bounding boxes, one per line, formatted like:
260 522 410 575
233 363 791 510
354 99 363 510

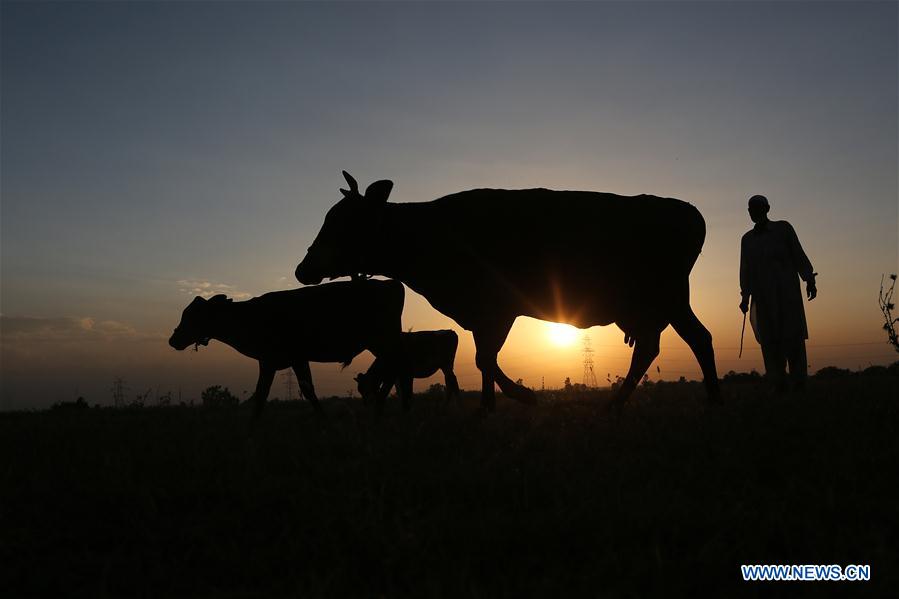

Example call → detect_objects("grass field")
2 372 897 597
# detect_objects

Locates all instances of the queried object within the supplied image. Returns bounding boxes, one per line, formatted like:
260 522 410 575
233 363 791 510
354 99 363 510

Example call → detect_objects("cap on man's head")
748 194 769 208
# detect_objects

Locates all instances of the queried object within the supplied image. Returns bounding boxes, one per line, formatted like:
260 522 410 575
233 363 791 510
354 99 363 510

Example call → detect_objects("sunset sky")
2 1 896 409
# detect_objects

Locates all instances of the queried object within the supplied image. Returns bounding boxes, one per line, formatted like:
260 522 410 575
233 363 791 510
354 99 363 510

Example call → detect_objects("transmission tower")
282 370 296 401
111 377 128 408
582 334 598 388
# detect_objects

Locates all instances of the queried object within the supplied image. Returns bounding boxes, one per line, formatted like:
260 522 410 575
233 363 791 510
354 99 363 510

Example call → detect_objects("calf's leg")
293 361 322 413
251 362 276 417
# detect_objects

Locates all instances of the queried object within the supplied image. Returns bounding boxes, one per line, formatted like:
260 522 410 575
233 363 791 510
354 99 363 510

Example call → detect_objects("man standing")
739 194 817 391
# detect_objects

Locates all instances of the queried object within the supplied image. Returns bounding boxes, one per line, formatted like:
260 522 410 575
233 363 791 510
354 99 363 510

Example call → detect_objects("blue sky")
2 1 896 408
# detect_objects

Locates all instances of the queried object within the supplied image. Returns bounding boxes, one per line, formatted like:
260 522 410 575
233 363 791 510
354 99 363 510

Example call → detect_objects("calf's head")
354 371 379 400
295 170 393 285
169 295 231 350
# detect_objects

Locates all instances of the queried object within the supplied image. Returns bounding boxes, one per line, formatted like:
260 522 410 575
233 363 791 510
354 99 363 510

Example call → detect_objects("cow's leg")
610 331 661 412
494 368 537 405
473 324 509 412
670 305 721 404
374 378 394 414
474 319 536 411
251 362 277 417
443 367 460 401
293 361 322 413
398 376 413 411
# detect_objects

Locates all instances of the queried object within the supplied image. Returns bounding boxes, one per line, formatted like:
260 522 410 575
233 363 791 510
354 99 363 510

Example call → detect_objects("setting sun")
546 322 580 347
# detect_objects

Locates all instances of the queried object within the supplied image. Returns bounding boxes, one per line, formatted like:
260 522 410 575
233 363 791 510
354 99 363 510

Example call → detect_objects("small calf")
355 330 460 409
169 279 404 415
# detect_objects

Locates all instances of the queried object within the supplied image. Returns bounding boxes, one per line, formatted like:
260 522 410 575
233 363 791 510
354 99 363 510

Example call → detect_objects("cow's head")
295 171 393 285
168 295 232 350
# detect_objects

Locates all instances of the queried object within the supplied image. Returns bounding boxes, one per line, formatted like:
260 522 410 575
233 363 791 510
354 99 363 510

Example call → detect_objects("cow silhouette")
168 279 404 415
355 329 461 409
296 172 720 411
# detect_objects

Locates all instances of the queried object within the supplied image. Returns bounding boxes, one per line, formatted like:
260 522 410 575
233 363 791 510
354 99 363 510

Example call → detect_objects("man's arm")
739 236 751 313
785 222 817 300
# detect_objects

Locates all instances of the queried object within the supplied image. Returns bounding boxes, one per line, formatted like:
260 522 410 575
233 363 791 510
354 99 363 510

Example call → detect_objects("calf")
355 330 460 410
168 279 404 415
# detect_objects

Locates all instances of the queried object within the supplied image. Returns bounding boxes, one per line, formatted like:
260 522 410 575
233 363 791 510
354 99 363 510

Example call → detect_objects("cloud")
0 315 153 342
276 276 297 289
176 279 252 300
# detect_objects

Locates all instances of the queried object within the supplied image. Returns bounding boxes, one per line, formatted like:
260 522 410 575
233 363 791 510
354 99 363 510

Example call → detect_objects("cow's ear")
191 296 207 304
209 294 232 304
364 180 393 203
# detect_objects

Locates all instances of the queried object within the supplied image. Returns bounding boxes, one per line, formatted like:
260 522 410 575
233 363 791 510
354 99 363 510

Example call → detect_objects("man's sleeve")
786 222 815 282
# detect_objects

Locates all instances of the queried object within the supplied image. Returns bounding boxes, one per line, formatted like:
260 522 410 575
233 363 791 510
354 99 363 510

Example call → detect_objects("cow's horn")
342 170 359 194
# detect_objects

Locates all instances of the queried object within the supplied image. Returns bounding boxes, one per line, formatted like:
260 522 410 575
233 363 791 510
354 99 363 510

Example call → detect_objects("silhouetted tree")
426 382 446 397
51 397 89 411
132 388 152 408
814 366 853 380
722 370 764 384
862 365 890 377
201 385 238 408
880 274 898 353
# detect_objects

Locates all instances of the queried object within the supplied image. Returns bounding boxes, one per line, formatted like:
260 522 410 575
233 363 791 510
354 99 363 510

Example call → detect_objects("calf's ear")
364 180 393 203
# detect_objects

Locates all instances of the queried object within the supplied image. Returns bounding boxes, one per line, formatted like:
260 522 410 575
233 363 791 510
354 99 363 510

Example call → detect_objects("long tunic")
740 220 815 345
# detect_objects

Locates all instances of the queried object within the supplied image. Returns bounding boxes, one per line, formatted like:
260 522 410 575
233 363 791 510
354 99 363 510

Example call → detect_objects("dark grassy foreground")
2 376 898 598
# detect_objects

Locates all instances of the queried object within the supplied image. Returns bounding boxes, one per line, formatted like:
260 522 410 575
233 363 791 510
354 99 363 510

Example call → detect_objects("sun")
546 322 579 346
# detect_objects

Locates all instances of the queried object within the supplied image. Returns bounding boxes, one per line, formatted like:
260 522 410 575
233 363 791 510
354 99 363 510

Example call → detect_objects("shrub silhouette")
880 274 898 353
51 397 89 411
201 385 238 408
814 366 854 380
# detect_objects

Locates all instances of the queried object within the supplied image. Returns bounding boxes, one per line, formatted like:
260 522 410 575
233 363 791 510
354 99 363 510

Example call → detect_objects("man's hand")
807 282 817 301
739 299 749 314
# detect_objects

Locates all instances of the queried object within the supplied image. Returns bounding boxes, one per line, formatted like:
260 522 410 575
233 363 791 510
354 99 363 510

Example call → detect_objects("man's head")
748 194 770 224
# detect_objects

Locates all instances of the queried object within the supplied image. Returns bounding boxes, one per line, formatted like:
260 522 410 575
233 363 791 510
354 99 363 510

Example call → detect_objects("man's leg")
761 341 787 393
786 338 808 391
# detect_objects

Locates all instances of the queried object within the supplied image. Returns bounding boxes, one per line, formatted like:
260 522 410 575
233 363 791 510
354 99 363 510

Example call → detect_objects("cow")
168 278 404 415
295 171 721 412
355 329 461 409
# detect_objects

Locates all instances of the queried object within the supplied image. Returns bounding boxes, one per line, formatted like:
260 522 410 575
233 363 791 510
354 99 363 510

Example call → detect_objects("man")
739 194 817 391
